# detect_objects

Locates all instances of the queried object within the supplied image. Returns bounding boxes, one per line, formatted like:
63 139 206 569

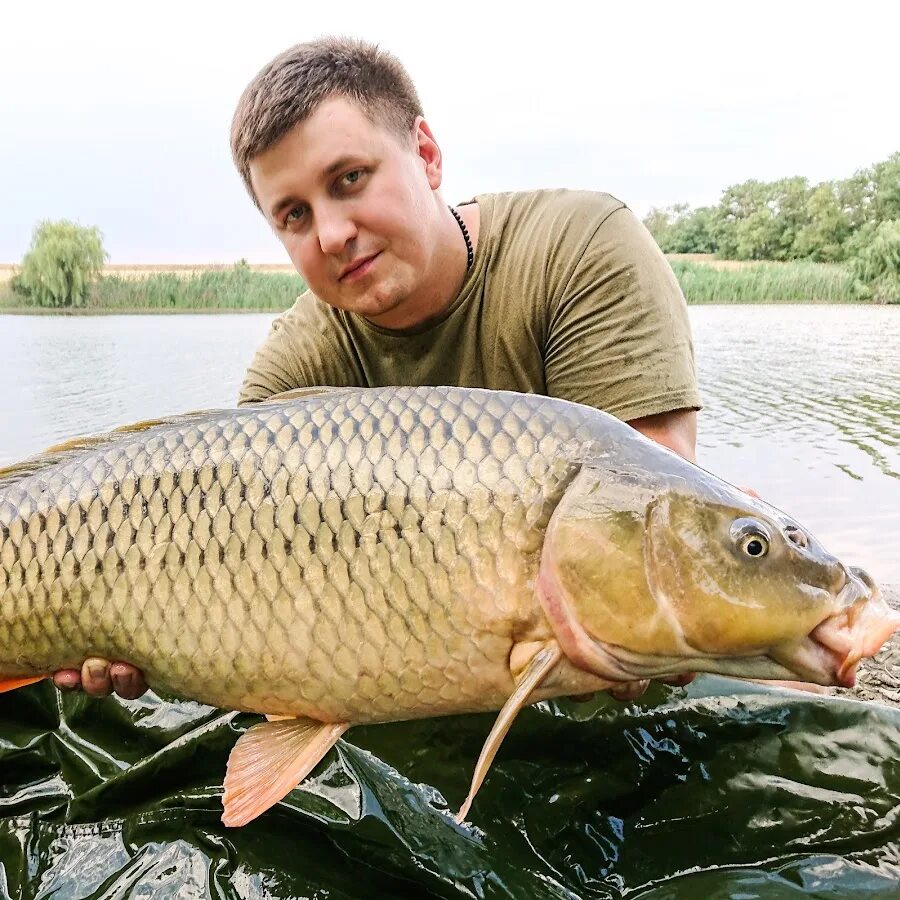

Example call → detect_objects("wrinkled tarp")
1 676 899 899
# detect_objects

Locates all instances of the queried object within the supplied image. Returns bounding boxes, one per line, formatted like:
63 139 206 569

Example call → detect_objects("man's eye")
342 169 364 186
285 206 306 224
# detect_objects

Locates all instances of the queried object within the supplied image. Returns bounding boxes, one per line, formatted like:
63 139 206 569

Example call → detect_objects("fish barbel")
1 386 897 826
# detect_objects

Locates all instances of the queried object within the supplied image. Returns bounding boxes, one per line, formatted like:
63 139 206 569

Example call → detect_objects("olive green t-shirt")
238 189 701 421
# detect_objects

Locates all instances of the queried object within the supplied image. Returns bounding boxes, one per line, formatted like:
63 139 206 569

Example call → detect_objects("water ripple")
691 305 900 582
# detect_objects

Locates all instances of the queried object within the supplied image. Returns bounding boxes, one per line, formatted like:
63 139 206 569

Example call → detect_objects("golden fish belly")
0 387 604 721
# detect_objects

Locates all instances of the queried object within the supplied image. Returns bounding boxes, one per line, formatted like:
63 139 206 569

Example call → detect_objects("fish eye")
741 534 769 558
730 518 771 559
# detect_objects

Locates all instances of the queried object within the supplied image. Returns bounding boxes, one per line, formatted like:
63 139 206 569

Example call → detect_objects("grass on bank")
669 259 868 304
0 258 893 312
0 265 306 313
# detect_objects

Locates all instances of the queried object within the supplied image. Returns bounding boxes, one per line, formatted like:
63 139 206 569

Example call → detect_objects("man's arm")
627 408 697 463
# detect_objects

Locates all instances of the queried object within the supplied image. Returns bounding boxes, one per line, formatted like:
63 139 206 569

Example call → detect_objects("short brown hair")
231 37 424 206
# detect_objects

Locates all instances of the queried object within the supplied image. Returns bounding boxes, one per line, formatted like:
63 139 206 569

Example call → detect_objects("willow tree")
16 220 107 307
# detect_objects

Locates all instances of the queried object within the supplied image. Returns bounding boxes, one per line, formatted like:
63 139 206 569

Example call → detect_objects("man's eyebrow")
270 195 299 220
320 155 364 179
269 156 365 220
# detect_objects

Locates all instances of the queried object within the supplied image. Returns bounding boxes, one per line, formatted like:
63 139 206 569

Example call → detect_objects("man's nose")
317 210 357 255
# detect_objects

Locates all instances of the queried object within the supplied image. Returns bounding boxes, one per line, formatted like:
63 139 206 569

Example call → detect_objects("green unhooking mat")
1 675 899 899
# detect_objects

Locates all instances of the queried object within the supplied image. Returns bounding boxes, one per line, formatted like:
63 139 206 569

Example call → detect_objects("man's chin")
342 291 414 328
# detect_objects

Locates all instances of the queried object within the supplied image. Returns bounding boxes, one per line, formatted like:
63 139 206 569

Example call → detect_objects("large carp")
1 386 897 826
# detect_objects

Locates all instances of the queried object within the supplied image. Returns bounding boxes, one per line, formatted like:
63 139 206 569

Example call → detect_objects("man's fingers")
658 672 697 687
109 662 148 700
53 670 82 691
607 680 650 702
81 657 114 697
605 673 696 702
54 660 147 698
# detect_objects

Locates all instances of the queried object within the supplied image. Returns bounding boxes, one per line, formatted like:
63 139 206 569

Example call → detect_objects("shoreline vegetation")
0 256 889 313
6 152 895 312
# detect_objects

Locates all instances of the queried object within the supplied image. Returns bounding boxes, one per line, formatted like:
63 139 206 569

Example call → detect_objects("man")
54 36 700 700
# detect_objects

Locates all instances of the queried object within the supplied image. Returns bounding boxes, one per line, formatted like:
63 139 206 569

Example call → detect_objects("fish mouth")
770 574 900 688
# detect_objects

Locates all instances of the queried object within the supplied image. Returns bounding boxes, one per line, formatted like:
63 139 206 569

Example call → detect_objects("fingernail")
87 662 106 682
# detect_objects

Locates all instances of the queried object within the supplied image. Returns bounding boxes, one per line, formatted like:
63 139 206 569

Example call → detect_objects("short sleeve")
237 313 304 405
544 207 702 421
238 295 366 405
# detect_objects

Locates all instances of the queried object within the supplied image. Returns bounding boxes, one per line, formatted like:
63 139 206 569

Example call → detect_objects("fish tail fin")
0 675 48 693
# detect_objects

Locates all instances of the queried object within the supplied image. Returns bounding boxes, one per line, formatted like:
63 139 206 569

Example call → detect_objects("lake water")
0 305 897 584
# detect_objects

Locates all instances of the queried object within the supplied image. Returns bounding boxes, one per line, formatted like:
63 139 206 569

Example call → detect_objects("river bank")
0 256 892 311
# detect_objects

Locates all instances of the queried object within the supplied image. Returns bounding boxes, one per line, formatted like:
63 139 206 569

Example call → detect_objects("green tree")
667 207 718 254
714 177 811 260
871 152 900 223
642 206 675 246
15 220 107 307
713 179 770 259
643 204 718 254
850 219 900 302
793 182 851 262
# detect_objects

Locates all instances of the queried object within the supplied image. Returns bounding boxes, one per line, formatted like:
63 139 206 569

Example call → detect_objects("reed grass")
0 260 884 313
669 259 867 304
87 267 306 310
0 266 306 313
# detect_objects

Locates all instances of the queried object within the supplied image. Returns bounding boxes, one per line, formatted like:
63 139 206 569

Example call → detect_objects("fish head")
537 462 900 688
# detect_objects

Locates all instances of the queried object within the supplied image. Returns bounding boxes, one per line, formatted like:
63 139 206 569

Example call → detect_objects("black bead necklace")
449 205 474 272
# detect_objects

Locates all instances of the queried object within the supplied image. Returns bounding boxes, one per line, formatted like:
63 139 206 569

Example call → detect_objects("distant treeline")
643 152 899 301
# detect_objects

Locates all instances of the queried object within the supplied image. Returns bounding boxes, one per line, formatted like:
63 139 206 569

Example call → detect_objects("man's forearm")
626 408 697 463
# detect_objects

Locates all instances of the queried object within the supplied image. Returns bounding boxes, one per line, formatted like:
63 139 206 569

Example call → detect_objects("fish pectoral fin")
0 676 48 693
222 717 349 827
455 640 563 824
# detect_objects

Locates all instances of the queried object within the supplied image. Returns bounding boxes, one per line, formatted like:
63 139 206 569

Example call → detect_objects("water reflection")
690 305 899 583
0 306 897 581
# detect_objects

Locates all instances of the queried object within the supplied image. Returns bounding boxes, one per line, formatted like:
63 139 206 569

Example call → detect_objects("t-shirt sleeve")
237 295 362 405
544 206 702 421
237 313 304 405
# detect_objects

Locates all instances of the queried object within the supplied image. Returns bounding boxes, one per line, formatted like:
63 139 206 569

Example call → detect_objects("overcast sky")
2 1 898 263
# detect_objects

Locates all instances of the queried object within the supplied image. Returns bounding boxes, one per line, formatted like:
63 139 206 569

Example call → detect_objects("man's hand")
570 672 696 704
53 659 148 700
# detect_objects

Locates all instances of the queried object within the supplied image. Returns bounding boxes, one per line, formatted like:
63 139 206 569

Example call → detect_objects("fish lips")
771 572 900 687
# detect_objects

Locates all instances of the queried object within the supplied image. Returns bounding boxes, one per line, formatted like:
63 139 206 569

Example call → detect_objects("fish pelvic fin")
455 640 563 824
0 675 48 693
222 717 349 827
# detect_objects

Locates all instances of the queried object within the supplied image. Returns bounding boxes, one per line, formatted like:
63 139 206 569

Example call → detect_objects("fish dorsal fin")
222 717 349 827
260 386 357 405
0 409 219 491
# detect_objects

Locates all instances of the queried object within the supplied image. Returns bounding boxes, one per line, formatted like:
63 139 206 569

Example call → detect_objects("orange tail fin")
0 676 48 693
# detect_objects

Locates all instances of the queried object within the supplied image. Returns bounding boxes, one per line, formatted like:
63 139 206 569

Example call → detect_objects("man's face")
249 97 444 327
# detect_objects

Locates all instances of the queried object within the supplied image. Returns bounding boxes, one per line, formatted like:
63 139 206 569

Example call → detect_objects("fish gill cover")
1 677 899 899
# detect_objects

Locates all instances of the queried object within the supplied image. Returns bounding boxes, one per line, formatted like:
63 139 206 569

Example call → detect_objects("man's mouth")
339 252 381 282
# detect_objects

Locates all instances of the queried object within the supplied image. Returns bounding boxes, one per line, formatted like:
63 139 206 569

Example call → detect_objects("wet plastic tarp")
1 676 899 898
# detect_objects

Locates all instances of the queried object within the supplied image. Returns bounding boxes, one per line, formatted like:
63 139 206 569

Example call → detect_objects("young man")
56 37 700 700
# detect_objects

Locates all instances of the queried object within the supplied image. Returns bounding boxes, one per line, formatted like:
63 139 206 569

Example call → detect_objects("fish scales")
0 386 605 722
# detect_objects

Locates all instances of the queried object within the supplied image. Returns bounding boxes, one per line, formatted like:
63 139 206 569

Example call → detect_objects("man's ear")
413 116 443 190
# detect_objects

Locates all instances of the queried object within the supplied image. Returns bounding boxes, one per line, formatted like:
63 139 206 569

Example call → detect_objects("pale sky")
1 0 897 263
